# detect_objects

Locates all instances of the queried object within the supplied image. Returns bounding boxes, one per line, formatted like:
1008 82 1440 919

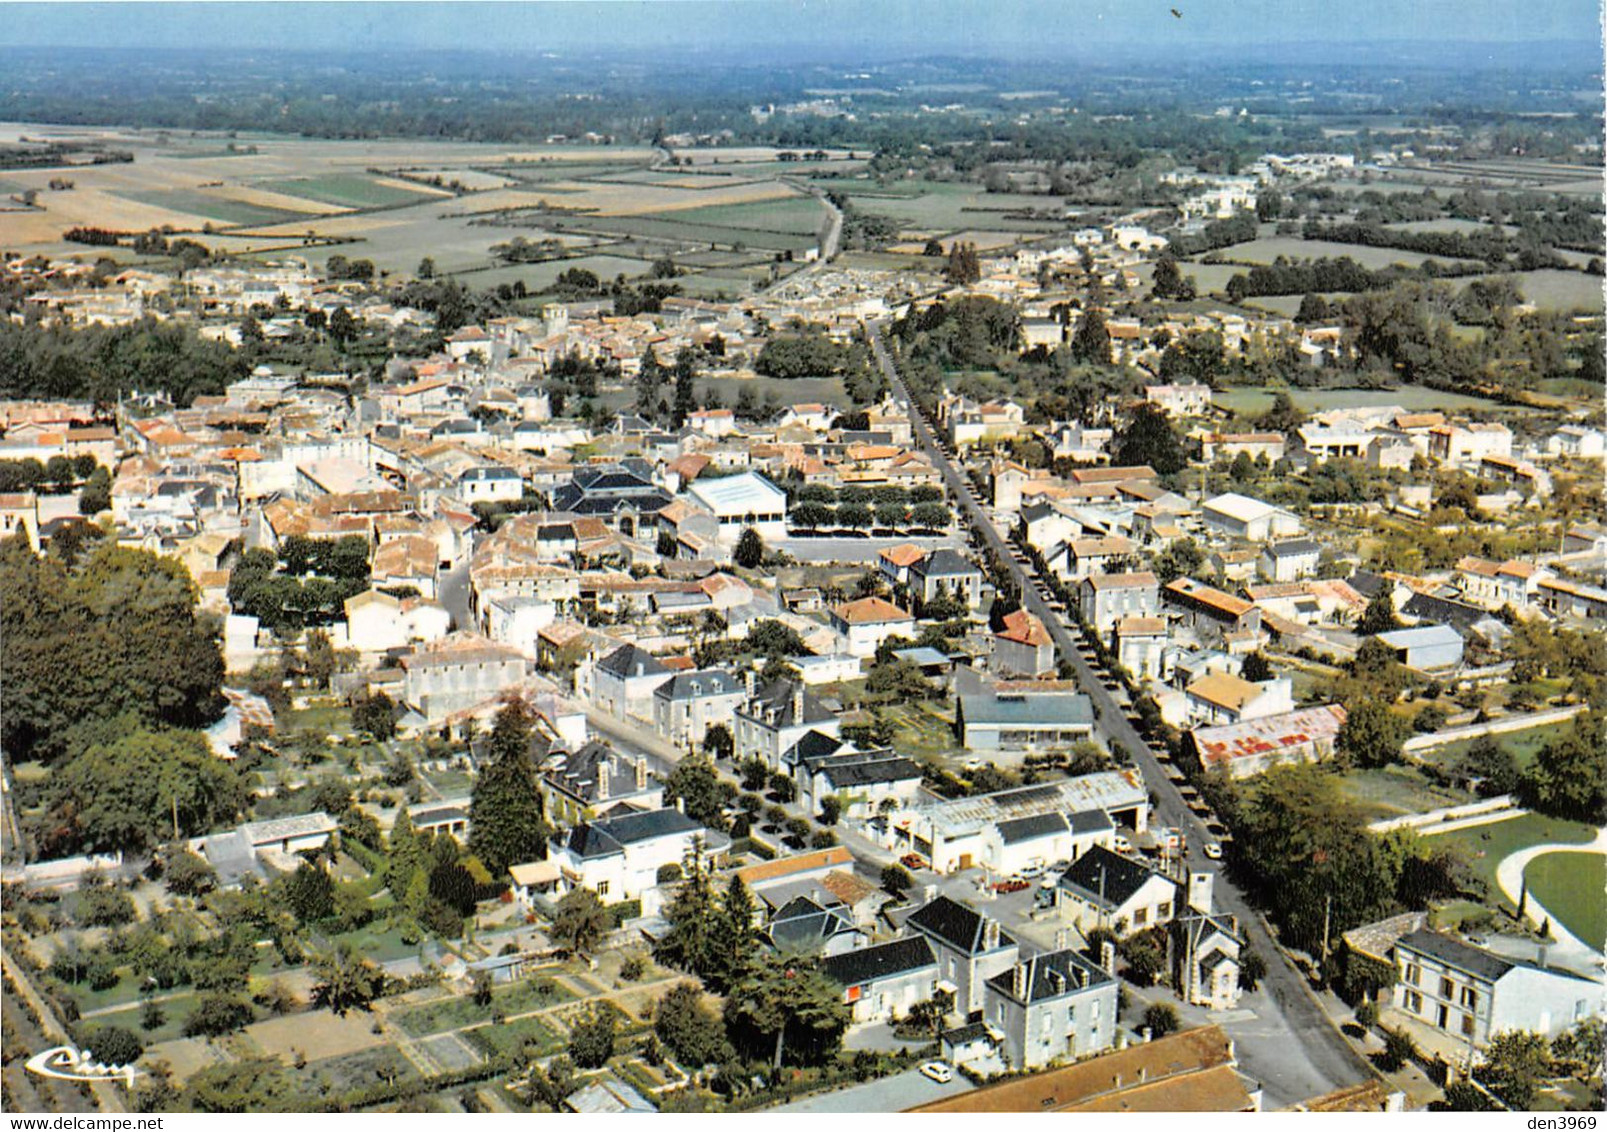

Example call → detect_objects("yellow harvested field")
544 179 799 216
369 175 453 199
2 187 215 238
221 186 349 216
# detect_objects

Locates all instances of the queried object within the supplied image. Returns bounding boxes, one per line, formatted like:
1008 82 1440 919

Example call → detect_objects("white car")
1018 862 1046 879
919 1061 954 1084
1203 842 1223 860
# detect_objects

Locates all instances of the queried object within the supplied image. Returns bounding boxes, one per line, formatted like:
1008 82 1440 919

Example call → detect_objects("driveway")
764 1066 972 1113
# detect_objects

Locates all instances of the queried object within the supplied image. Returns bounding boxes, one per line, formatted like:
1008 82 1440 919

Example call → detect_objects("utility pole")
172 794 180 842
1320 892 1333 975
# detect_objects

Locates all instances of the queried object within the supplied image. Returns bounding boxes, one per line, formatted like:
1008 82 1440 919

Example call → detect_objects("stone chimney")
791 682 805 721
1100 940 1117 975
1012 960 1028 1000
983 917 1001 951
745 669 757 698
635 756 647 791
597 762 610 800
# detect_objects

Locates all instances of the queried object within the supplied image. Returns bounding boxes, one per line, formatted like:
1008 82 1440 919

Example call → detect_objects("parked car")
919 1061 955 1084
1018 862 1046 879
1202 842 1223 860
993 879 1030 894
901 853 928 871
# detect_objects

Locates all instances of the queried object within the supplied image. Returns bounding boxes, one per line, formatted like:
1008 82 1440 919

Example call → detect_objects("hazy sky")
2 0 1601 57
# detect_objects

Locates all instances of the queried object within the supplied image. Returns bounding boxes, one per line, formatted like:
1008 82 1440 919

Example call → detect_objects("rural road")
866 320 1377 1106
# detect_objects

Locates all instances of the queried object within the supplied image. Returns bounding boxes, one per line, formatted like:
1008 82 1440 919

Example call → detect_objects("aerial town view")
0 0 1602 1118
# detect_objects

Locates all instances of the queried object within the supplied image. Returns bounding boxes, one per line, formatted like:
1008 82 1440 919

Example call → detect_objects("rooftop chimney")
745 669 757 698
792 682 805 721
1012 961 1028 1000
983 918 1001 951
1100 940 1117 975
597 762 610 800
635 756 647 791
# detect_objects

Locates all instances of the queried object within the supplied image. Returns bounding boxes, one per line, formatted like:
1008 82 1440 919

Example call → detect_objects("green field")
844 180 1061 234
1211 385 1504 416
1506 270 1605 314
118 188 312 228
1222 237 1441 270
1422 812 1599 903
667 196 829 235
83 993 200 1046
1417 721 1573 775
454 255 657 291
1523 851 1606 949
1336 765 1471 822
261 174 439 209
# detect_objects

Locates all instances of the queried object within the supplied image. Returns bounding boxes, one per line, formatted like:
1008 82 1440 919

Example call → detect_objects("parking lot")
765 1065 974 1113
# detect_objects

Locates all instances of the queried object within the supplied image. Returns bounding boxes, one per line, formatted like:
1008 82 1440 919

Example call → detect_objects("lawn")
1417 721 1572 775
83 993 199 1045
117 189 311 228
1422 812 1599 904
320 923 420 964
1210 385 1505 416
1523 851 1606 949
462 1013 564 1059
1507 270 1605 314
1336 765 1471 823
665 196 830 236
306 1047 418 1095
395 974 575 1037
1220 237 1441 270
261 174 440 210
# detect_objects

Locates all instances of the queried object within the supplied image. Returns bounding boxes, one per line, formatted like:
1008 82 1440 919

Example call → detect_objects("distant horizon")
2 1 1602 64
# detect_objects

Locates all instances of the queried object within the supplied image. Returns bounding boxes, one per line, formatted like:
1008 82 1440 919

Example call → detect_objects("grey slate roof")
1058 845 1174 911
1396 929 1515 982
906 895 1015 956
959 692 1094 728
598 643 670 680
558 807 702 859
653 668 744 702
996 811 1070 845
820 936 936 989
985 948 1115 1004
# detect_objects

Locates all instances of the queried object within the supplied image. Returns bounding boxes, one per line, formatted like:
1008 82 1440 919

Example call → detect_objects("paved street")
775 532 966 563
764 1066 972 1113
866 321 1376 1107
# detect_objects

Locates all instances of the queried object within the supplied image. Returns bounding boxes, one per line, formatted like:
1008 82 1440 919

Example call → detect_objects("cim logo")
24 1045 143 1088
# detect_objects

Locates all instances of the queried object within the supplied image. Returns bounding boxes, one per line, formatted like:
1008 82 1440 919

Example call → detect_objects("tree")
568 1011 616 1069
183 994 254 1038
1436 1082 1495 1111
1337 700 1410 769
416 257 436 279
704 723 735 762
164 849 217 897
656 841 722 981
280 862 335 925
906 988 955 1039
1258 391 1306 433
308 943 383 1015
654 982 728 1067
1238 949 1267 991
663 754 731 829
881 863 913 894
468 701 551 876
723 951 850 1070
1152 537 1205 585
1520 710 1607 823
84 1025 144 1067
2 540 225 763
327 306 357 347
1151 254 1195 301
1241 652 1273 683
1460 735 1521 796
734 527 765 569
819 796 842 826
78 466 111 515
1378 1026 1418 1072
717 876 757 977
45 727 247 855
1071 307 1112 366
1114 404 1188 476
551 888 610 955
385 804 426 895
352 691 396 740
767 772 797 805
1358 591 1404 635
1295 293 1330 324
1142 1003 1180 1038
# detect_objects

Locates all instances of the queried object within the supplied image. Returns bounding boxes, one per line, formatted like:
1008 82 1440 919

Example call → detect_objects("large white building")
686 471 788 544
548 808 729 905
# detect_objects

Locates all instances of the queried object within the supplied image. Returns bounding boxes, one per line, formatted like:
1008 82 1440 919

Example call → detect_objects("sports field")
1523 851 1606 949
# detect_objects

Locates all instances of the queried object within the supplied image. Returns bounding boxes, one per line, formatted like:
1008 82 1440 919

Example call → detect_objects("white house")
548 808 730 905
829 596 916 658
586 643 675 721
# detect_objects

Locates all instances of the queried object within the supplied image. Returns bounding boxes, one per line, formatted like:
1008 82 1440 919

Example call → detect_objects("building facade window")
1405 990 1423 1013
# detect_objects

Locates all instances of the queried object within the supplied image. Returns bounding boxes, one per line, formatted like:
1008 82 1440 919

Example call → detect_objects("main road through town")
866 320 1376 1106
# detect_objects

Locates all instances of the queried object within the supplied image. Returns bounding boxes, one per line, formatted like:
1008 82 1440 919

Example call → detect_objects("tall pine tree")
468 701 551 877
